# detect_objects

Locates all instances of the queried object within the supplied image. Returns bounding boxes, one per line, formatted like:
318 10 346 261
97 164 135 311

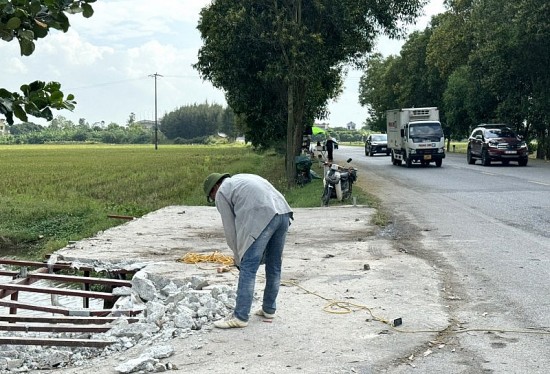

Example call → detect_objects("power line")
66 76 149 91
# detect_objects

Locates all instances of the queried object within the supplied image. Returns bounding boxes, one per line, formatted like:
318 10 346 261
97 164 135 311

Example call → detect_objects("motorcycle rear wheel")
321 185 331 206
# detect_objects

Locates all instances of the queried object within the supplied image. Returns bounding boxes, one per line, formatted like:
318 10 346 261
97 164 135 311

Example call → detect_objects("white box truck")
387 107 445 167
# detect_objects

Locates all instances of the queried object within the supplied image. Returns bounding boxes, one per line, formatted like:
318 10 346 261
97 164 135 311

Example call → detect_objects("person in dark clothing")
302 125 313 155
325 137 335 162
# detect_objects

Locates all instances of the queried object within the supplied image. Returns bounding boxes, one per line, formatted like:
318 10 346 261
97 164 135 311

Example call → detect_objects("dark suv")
467 125 529 166
365 133 389 156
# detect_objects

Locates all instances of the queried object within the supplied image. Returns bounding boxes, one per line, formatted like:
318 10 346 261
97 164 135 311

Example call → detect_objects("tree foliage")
194 0 425 183
358 0 550 157
359 30 445 133
3 116 156 145
0 0 96 125
160 102 235 140
358 54 400 132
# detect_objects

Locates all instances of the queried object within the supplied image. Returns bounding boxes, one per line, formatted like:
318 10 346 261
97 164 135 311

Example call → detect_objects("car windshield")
409 123 443 138
372 134 387 141
486 129 516 138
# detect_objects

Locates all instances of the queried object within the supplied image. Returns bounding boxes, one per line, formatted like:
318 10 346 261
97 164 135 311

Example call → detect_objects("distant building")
0 119 9 135
346 121 357 131
315 122 330 131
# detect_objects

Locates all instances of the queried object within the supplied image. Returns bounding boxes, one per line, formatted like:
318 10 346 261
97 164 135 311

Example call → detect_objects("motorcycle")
321 158 357 206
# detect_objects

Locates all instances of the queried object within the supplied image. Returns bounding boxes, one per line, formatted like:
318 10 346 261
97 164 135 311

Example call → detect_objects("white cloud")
1 0 444 127
51 30 114 66
71 0 209 45
5 57 28 75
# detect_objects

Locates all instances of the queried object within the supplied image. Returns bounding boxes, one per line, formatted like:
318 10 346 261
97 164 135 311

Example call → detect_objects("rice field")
0 143 374 259
0 144 288 258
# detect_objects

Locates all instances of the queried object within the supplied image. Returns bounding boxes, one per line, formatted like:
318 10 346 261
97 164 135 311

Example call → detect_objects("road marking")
529 180 550 186
481 172 496 176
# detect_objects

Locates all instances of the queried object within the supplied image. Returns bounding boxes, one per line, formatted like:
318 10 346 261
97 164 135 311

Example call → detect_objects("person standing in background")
326 137 335 162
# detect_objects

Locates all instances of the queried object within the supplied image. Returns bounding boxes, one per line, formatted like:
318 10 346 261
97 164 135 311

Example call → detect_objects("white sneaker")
213 316 248 329
255 308 275 319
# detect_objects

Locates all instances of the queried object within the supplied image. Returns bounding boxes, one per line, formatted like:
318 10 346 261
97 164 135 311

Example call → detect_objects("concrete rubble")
0 267 236 373
0 205 448 374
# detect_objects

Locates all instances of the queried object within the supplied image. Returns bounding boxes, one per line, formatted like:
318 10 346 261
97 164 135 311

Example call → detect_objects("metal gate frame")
0 259 141 347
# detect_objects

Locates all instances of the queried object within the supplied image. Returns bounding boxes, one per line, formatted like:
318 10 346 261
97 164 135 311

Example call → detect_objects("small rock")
115 356 159 373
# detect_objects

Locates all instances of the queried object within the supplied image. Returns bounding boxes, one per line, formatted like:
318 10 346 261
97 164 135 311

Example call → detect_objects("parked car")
466 125 529 166
365 133 389 156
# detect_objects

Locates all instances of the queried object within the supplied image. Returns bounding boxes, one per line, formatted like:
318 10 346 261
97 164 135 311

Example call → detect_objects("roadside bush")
173 136 209 144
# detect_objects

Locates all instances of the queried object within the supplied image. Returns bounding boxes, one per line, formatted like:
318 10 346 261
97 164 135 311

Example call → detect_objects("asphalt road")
335 146 550 373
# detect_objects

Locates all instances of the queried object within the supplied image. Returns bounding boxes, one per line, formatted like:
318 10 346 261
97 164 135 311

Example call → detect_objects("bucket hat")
203 173 230 202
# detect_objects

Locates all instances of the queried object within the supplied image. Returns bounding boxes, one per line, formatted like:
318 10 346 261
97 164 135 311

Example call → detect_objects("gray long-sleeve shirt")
215 174 293 266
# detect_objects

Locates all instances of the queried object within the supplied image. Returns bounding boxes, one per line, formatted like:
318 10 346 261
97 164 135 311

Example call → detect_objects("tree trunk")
286 82 296 187
285 0 304 188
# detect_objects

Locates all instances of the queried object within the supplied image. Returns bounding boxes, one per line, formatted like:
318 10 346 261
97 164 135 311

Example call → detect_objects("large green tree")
194 0 425 184
426 1 474 81
160 102 230 140
394 30 446 110
359 29 446 133
442 65 476 139
358 53 401 132
358 0 549 158
468 0 549 156
0 0 95 125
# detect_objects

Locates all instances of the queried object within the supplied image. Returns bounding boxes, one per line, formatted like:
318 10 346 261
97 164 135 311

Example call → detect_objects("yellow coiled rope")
177 251 234 266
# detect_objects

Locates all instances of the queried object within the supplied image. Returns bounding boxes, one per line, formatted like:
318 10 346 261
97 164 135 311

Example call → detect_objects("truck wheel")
467 148 475 164
481 150 491 166
406 156 413 168
435 159 442 167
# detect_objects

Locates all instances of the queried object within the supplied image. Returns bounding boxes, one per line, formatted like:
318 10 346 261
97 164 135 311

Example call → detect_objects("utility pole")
149 72 163 150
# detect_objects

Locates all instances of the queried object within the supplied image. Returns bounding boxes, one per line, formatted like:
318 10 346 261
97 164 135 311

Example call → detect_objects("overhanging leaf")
50 90 64 102
0 88 14 99
6 16 21 30
40 107 53 120
19 37 35 56
13 103 28 122
82 3 94 18
29 0 42 14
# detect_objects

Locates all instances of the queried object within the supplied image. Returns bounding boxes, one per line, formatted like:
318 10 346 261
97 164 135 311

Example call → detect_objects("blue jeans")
234 213 290 322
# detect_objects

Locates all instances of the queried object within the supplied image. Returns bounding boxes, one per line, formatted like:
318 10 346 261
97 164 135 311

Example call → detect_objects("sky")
1 0 446 128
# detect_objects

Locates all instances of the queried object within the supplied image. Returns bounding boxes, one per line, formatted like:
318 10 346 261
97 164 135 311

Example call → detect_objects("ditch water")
0 276 104 316
1 240 106 315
